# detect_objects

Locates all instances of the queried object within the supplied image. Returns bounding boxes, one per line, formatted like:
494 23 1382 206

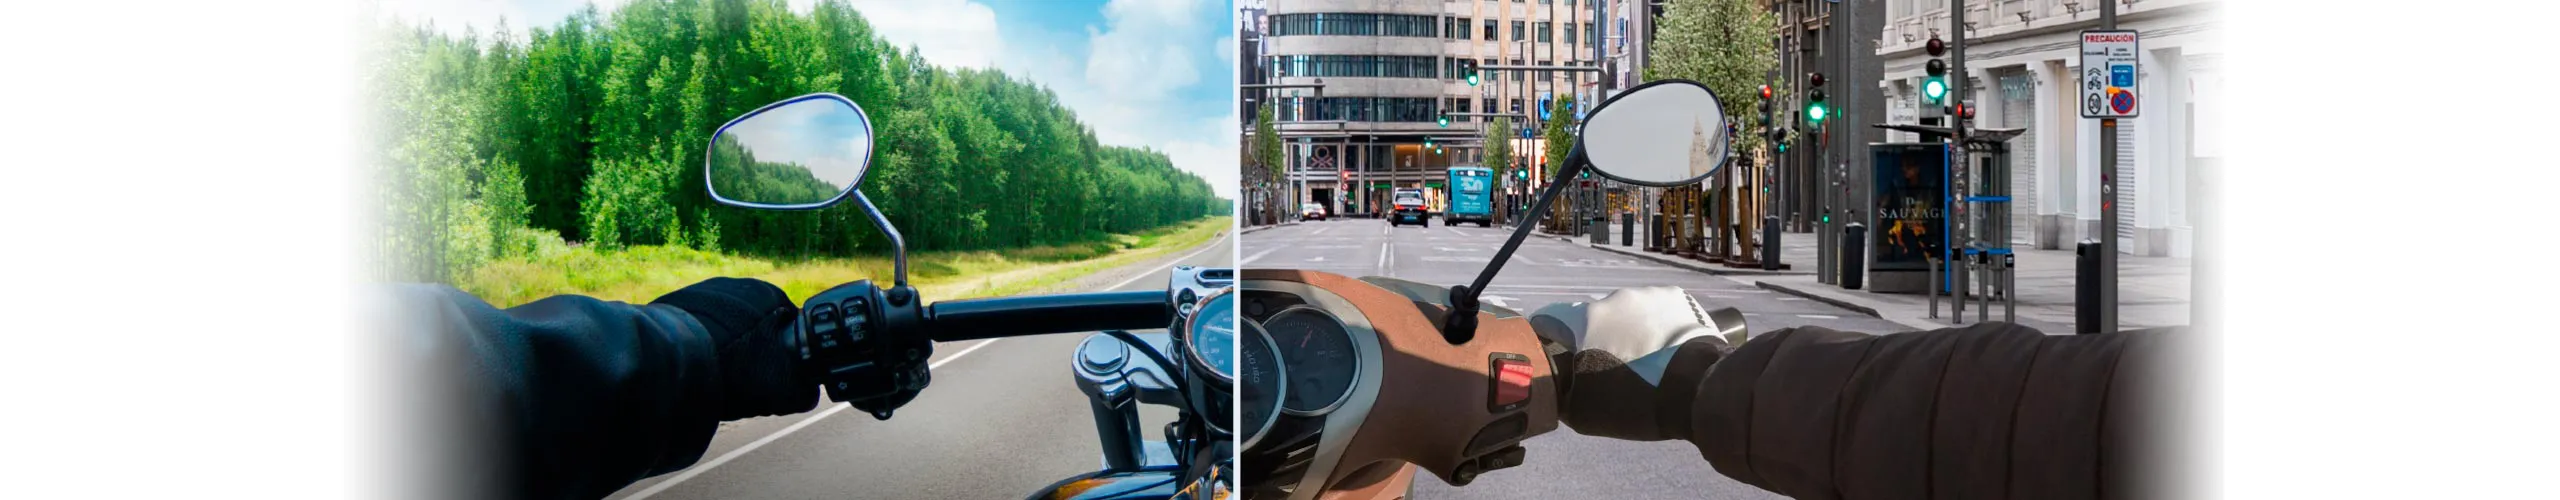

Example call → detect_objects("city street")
601 233 1233 500
1240 218 1905 499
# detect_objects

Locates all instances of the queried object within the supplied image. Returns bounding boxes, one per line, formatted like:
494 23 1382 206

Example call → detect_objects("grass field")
457 216 1229 308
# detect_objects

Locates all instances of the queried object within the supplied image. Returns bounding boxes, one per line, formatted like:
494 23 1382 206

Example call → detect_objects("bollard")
1952 250 1967 325
1841 223 1867 290
2076 240 2102 333
1977 251 1990 323
1622 213 1635 247
2004 253 2017 323
1651 214 1667 249
1927 254 1940 318
1762 216 1781 270
1590 216 1609 245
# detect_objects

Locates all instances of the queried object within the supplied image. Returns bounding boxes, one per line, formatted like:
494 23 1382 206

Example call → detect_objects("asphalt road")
1239 219 1906 500
602 232 1233 500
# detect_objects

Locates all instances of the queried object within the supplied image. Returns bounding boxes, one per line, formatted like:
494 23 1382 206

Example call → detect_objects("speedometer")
1237 318 1282 448
1185 289 1238 381
1265 306 1356 415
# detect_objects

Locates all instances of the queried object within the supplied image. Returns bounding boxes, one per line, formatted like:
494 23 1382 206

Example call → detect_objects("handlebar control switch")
800 280 934 420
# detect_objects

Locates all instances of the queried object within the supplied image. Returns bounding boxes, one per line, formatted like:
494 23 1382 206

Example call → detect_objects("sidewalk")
1546 219 2191 332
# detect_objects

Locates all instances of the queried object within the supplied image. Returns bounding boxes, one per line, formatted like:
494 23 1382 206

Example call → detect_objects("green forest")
372 0 1228 283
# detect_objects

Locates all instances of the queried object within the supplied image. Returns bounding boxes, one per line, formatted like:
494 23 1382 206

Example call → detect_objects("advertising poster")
1871 144 1946 271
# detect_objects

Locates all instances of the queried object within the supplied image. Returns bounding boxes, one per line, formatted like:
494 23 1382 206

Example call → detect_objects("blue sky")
726 98 873 189
374 0 1238 198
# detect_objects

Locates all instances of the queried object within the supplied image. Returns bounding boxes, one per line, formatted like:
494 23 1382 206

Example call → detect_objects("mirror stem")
853 191 908 289
1446 147 1587 345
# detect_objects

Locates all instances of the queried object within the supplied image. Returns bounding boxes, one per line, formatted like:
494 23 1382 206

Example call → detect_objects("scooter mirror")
1576 80 1730 187
706 93 874 209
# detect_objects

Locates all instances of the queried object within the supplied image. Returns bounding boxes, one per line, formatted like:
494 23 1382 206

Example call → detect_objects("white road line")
1444 227 1463 239
1778 297 1807 301
1310 227 1329 235
1796 314 1841 320
1105 233 1231 290
625 338 1002 500
1377 243 1390 274
625 233 1227 499
1240 247 1277 265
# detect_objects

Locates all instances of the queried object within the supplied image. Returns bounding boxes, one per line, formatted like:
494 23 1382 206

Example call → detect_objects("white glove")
1527 286 1746 441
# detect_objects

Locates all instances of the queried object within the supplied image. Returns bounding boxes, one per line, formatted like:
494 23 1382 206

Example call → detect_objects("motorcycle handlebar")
923 290 1173 342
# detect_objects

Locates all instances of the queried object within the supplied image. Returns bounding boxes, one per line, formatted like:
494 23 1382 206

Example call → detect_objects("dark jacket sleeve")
392 284 725 500
1681 323 2181 500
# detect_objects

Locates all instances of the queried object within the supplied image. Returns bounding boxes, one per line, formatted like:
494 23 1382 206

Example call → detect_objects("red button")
1493 358 1532 407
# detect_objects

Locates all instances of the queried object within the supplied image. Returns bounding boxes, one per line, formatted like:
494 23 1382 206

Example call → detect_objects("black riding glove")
652 277 819 421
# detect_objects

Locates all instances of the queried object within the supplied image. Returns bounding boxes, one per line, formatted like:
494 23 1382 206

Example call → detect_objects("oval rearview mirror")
706 93 874 209
1577 80 1730 187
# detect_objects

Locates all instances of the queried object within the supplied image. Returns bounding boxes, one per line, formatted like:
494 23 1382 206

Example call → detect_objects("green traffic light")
1466 73 1479 86
1437 115 1450 128
1923 78 1947 102
1807 104 1828 124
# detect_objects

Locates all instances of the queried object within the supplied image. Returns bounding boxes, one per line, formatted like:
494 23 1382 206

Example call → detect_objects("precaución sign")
2080 30 2140 119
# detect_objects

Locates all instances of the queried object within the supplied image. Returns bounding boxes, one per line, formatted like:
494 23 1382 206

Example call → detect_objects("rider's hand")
1528 286 1734 442
652 277 819 421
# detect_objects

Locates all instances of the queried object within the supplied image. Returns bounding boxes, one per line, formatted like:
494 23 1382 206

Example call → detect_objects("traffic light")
1437 112 1450 128
1462 60 1480 86
1769 126 1791 152
1805 72 1829 127
1424 137 1434 148
1756 84 1774 132
1923 35 1949 104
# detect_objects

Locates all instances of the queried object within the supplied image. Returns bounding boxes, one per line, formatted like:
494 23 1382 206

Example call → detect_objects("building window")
1512 21 1525 41
1564 24 1576 46
1275 97 1442 123
1537 22 1551 43
1585 22 1597 46
1265 55 1444 79
1482 20 1497 41
1267 13 1442 38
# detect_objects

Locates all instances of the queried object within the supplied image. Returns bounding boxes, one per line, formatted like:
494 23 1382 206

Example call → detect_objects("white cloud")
844 0 1004 68
1214 35 1236 70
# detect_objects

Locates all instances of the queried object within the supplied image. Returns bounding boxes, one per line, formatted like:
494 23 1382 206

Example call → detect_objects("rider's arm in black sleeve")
397 283 724 500
1669 323 2181 500
393 278 812 500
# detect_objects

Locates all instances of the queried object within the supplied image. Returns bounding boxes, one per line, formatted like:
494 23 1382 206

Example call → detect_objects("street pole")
2099 0 2119 333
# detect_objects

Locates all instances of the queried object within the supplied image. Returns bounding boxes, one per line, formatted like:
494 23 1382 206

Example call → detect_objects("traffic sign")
2079 30 2139 118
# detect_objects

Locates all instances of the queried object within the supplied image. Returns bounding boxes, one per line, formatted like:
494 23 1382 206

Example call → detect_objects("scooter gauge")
1184 289 1238 381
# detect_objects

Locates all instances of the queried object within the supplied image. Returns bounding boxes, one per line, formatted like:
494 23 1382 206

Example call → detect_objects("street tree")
1648 0 1780 153
1254 101 1284 222
1541 95 1576 178
1482 117 1512 186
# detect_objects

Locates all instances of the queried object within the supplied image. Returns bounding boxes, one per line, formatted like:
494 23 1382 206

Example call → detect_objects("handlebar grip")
925 290 1172 342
